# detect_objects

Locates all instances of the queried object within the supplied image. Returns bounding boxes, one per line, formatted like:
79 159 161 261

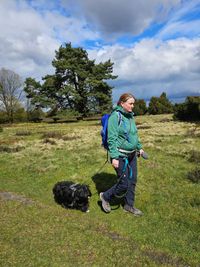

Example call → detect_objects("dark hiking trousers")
103 152 137 207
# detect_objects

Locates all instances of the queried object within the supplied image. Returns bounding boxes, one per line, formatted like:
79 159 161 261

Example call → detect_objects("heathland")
0 114 199 267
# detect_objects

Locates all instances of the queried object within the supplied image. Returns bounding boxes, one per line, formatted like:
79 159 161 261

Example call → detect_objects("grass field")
0 114 200 267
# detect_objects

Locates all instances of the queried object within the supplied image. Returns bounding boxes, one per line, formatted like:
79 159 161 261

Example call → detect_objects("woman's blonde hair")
117 93 135 106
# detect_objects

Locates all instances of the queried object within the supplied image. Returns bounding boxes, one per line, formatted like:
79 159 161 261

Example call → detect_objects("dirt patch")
142 250 189 267
95 225 189 266
0 191 35 205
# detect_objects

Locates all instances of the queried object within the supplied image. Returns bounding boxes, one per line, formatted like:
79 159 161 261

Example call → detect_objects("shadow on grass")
91 172 124 211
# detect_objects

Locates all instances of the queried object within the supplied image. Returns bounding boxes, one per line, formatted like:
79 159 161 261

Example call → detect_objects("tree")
173 96 200 121
24 77 42 106
25 43 117 116
87 60 116 114
148 92 173 115
12 102 27 122
133 99 147 115
0 68 23 122
27 107 44 122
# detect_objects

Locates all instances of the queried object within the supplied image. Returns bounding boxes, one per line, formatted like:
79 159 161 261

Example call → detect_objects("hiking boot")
123 204 143 216
100 192 111 213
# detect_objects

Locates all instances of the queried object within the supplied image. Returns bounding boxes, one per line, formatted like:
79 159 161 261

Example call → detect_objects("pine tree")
24 43 117 116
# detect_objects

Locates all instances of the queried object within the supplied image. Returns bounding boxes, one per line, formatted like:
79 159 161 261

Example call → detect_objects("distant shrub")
187 168 200 183
173 96 200 122
16 130 32 136
27 108 44 122
190 197 200 207
0 145 24 153
62 135 80 141
42 131 80 142
148 92 173 115
0 145 11 153
0 107 27 123
137 124 151 130
133 99 148 115
0 111 9 123
188 150 200 163
47 109 81 122
43 138 56 145
185 126 200 138
42 131 63 139
13 108 27 122
159 117 172 123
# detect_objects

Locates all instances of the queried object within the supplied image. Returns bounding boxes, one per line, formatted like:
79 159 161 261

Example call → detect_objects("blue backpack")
101 111 122 150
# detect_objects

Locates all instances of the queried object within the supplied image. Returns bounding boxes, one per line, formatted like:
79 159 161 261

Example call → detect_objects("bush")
187 168 200 183
0 111 9 123
13 108 27 122
159 117 172 123
0 145 25 153
148 92 173 115
173 96 200 121
185 126 200 138
133 99 148 115
42 131 63 139
16 131 32 136
47 109 81 122
188 150 200 163
62 135 79 141
43 138 57 145
0 106 27 123
137 124 151 129
27 108 44 122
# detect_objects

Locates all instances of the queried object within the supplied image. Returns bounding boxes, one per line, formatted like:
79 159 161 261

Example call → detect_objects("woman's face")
121 97 135 113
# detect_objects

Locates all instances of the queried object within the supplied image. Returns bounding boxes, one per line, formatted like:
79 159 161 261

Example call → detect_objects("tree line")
0 43 199 123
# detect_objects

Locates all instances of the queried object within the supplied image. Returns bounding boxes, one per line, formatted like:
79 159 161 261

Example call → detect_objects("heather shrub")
187 168 200 183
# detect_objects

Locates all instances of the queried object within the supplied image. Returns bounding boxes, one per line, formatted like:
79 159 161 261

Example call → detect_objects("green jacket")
107 105 142 159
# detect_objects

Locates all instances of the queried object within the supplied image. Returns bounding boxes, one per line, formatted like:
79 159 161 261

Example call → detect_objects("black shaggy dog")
52 181 92 212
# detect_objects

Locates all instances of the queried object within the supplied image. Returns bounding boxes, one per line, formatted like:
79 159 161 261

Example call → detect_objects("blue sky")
0 0 200 103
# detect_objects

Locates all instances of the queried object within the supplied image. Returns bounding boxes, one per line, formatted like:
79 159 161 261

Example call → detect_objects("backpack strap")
117 111 122 126
104 111 122 163
117 111 130 143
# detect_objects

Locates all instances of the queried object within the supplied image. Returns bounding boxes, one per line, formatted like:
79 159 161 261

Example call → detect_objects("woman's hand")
112 159 119 169
139 149 144 156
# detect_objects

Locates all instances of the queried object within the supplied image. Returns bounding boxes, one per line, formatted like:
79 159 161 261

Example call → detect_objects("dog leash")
85 158 109 195
87 150 147 195
87 156 131 196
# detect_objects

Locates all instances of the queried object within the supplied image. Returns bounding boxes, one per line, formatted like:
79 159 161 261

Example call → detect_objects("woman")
100 93 144 216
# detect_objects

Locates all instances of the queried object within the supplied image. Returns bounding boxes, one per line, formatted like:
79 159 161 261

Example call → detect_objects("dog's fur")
52 181 92 212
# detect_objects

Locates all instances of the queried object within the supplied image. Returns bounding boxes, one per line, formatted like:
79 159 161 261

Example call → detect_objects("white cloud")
157 20 200 40
0 0 98 80
0 0 56 79
88 37 200 99
156 0 200 40
66 0 181 38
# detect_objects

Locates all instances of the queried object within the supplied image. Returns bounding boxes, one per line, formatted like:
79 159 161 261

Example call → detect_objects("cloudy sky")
0 0 200 103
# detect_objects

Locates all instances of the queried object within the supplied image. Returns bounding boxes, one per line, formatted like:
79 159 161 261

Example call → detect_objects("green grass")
0 115 200 267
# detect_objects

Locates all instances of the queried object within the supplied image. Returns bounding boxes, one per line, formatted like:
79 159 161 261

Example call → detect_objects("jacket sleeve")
136 138 143 150
135 120 142 150
107 112 120 159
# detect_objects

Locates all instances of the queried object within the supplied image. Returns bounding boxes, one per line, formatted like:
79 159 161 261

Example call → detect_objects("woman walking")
100 93 145 216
